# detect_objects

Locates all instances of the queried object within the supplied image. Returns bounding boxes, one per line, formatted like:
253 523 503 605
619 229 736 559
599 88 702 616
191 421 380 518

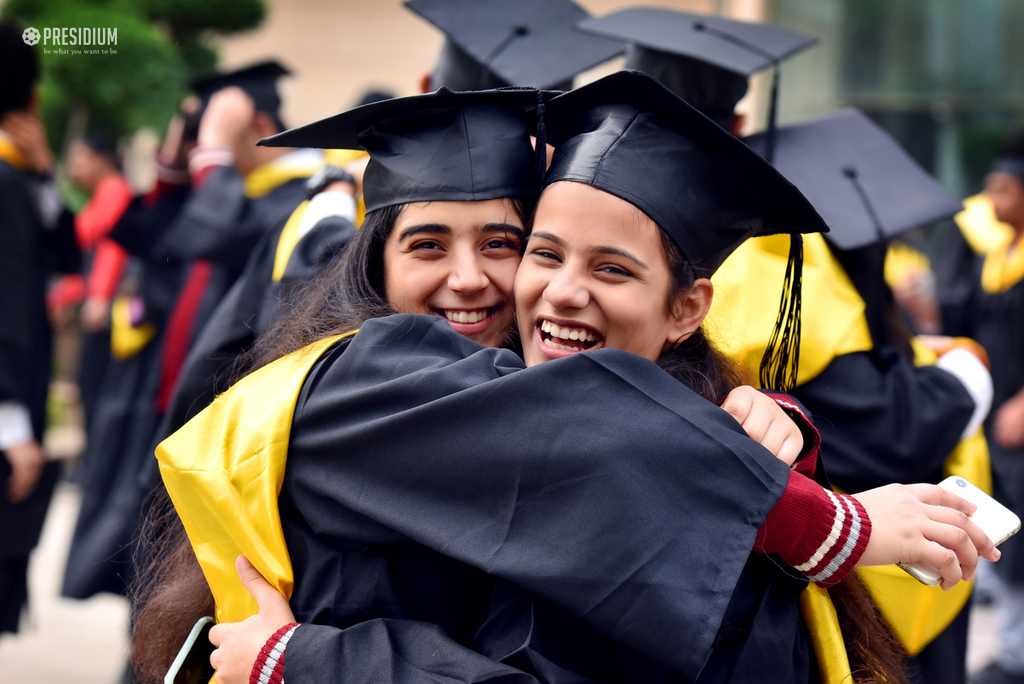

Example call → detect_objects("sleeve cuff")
936 347 994 439
0 402 34 450
188 145 235 185
755 472 871 586
760 390 820 478
249 623 299 684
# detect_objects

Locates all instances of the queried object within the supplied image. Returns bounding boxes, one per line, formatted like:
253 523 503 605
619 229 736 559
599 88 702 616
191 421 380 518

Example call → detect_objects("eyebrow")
528 231 649 270
397 222 525 242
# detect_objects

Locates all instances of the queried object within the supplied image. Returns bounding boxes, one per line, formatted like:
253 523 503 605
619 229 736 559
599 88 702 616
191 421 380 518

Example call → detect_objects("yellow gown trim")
156 332 354 624
707 232 873 387
109 296 157 360
955 194 1014 257
322 149 368 224
243 153 323 199
271 200 309 283
884 242 931 291
981 238 1024 294
800 585 853 683
0 135 29 170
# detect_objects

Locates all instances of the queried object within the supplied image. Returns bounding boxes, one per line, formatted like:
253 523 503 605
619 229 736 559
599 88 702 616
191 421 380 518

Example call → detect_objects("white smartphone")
897 475 1021 587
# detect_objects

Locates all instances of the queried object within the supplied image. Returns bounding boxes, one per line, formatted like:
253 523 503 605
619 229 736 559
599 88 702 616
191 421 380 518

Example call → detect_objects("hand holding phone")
164 616 215 684
897 476 1020 587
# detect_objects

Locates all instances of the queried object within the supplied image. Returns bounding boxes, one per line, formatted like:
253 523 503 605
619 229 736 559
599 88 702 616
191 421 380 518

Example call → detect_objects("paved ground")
0 483 1005 684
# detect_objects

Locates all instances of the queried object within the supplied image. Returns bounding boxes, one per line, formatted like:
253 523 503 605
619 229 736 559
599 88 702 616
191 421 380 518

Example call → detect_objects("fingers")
235 555 294 621
905 484 977 516
721 387 755 426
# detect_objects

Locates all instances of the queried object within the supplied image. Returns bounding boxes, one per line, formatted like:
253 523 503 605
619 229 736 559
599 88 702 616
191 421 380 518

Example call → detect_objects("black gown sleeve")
283 314 792 680
791 347 975 492
286 619 542 684
157 167 305 269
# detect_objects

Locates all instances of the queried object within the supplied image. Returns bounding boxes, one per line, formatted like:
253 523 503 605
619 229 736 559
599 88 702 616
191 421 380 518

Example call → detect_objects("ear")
666 278 713 347
252 111 279 139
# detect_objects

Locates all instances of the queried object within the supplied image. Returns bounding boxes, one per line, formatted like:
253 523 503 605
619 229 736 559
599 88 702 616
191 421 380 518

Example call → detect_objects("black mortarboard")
744 109 963 251
258 88 543 212
577 8 816 150
405 0 625 91
191 61 290 129
544 70 827 391
545 70 826 272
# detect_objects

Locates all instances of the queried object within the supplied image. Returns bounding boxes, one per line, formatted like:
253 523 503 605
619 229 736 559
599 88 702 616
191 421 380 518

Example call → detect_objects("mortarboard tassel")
759 233 803 392
534 91 548 184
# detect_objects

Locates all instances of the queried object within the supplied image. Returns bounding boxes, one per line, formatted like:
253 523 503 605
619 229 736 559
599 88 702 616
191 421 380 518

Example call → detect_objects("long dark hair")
653 229 907 684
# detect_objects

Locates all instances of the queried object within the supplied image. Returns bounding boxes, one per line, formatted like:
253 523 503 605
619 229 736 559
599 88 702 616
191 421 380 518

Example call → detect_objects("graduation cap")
405 0 625 91
577 8 816 155
544 70 828 391
743 108 963 251
191 61 290 130
258 87 544 212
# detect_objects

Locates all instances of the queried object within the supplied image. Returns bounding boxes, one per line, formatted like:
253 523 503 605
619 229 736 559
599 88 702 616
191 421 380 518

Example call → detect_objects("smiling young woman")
383 198 524 349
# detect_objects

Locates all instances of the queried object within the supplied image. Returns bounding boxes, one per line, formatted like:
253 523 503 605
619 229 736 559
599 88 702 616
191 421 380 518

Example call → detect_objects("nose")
447 249 489 294
543 265 589 310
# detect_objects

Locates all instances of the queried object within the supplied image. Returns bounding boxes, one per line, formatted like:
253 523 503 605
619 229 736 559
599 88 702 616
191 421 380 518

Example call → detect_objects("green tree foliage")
2 0 265 145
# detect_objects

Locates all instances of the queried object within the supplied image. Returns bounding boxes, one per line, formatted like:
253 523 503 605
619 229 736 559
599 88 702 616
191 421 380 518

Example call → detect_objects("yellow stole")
243 151 323 200
157 332 353 623
955 194 1014 257
272 200 310 283
109 297 157 360
0 134 29 170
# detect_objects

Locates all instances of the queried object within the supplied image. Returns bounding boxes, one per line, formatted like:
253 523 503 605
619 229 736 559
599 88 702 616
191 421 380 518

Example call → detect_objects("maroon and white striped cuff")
249 623 299 684
188 145 234 178
793 491 870 585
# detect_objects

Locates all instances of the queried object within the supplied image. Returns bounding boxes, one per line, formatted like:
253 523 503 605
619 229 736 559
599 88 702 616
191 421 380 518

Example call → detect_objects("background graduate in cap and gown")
59 106 202 601
152 60 321 441
708 110 994 684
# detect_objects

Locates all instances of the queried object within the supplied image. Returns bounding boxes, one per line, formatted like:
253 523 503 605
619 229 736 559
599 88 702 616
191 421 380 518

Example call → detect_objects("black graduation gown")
271 314 808 682
0 160 78 632
61 188 191 599
156 166 308 339
943 256 1024 585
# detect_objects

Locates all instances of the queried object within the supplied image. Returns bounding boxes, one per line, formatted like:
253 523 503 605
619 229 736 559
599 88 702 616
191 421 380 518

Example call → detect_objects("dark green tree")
2 0 265 145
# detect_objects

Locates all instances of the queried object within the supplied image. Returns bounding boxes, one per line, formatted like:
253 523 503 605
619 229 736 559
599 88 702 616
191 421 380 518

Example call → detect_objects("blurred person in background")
59 131 133 433
942 132 1024 684
0 18 79 633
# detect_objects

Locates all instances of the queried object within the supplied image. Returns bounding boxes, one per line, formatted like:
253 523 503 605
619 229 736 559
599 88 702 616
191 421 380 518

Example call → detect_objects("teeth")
540 320 598 345
445 309 488 323
549 340 579 352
